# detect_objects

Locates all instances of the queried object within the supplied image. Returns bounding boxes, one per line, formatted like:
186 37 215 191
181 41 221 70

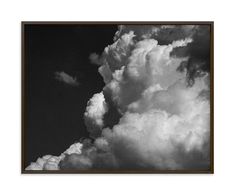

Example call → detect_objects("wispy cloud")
54 71 79 86
89 53 102 65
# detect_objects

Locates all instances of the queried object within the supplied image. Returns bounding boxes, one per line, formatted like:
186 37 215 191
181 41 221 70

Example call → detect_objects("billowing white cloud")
26 143 83 170
93 26 210 169
55 71 79 86
102 76 210 169
25 155 61 170
84 92 108 138
26 25 210 171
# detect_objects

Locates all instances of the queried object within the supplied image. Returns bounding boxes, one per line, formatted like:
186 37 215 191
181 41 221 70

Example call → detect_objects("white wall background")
0 0 234 194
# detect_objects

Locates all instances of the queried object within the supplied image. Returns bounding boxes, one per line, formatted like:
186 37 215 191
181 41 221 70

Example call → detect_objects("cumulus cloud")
55 71 79 86
26 143 82 171
26 24 211 171
25 155 61 170
84 92 108 138
114 25 210 85
102 77 210 169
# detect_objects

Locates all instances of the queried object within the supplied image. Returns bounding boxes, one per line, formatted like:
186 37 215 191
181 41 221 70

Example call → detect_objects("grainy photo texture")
22 22 213 173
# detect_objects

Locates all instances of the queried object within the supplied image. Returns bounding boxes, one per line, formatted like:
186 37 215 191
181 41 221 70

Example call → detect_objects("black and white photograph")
22 22 213 173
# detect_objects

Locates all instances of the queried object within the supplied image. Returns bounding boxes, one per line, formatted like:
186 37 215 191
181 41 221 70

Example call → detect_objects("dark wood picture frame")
22 21 214 174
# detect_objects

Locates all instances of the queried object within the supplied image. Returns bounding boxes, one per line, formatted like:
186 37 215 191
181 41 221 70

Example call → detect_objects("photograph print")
22 22 213 173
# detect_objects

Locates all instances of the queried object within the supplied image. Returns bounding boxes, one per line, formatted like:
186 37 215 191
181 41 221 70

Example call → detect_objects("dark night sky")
24 24 117 166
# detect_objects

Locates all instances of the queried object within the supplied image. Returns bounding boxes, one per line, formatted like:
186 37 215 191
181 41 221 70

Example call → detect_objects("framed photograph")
22 22 214 173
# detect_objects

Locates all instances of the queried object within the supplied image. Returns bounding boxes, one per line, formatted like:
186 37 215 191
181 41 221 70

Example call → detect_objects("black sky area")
24 24 117 167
